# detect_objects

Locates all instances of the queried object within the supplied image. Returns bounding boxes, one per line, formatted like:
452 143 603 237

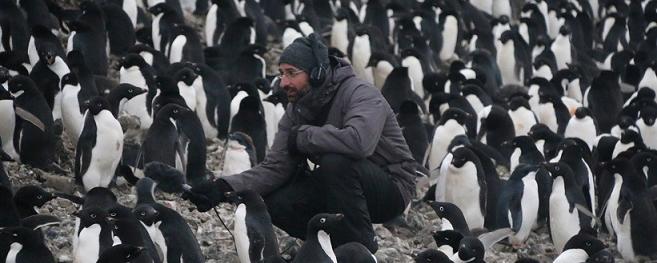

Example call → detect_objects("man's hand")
182 178 233 212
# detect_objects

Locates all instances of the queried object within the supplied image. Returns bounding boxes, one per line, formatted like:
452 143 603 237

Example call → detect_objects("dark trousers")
263 154 405 253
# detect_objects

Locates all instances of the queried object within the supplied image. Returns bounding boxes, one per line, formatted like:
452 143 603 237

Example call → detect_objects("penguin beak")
0 150 13 162
72 211 81 218
45 53 55 65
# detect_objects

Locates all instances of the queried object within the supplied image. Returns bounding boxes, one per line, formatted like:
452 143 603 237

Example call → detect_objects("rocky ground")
4 3 633 263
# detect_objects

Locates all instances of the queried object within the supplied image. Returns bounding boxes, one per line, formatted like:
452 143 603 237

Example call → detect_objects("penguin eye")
12 233 18 237
140 212 146 217
110 212 117 217
585 241 591 247
90 213 97 219
648 158 652 162
555 166 560 171
439 206 444 212
128 89 134 93
173 109 179 114
37 195 43 199
114 225 119 230
320 218 326 224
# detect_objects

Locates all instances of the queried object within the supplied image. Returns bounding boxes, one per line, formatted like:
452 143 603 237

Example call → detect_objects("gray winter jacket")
222 58 417 206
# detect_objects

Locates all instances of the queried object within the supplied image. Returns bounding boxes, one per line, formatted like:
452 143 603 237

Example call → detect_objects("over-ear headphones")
309 34 328 88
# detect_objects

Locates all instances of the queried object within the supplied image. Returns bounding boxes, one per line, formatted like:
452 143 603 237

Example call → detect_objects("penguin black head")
636 87 656 101
507 95 531 111
558 25 571 36
85 96 111 115
133 204 160 225
620 129 642 144
306 213 344 233
562 232 606 257
7 75 38 98
431 229 463 249
413 249 450 263
450 147 476 168
439 108 472 126
238 96 263 116
542 161 575 180
0 66 10 83
456 237 485 262
84 187 118 205
334 7 351 21
74 206 109 227
14 185 55 208
509 135 538 150
0 226 43 247
499 30 517 44
422 73 447 94
143 161 188 193
399 100 420 116
148 2 175 15
639 105 657 126
155 76 180 95
174 67 198 86
428 201 462 220
574 107 592 119
254 78 271 95
111 83 147 101
97 244 146 263
262 90 288 106
528 123 558 141
61 72 79 89
155 103 191 120
631 151 657 173
107 205 133 221
118 54 148 69
66 50 87 69
38 47 58 65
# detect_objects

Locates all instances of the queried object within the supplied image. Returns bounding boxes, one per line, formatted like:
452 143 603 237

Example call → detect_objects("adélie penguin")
72 207 113 263
553 232 607 263
96 244 147 263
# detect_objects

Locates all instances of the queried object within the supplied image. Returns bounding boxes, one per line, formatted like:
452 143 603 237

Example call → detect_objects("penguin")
0 0 29 58
149 2 184 52
231 44 267 85
430 229 464 259
449 228 513 263
12 185 56 218
134 178 204 263
167 23 205 64
330 7 352 56
60 72 86 144
172 66 198 110
438 10 461 63
381 67 425 114
281 20 305 49
230 95 267 164
291 213 344 263
528 123 564 161
543 161 593 253
507 95 538 136
141 103 191 173
564 107 598 150
437 147 489 229
507 136 545 172
551 26 575 71
460 82 492 119
397 100 429 164
0 226 56 263
75 96 124 192
127 44 170 76
217 17 257 66
636 104 657 150
225 190 283 263
401 48 426 101
100 2 136 56
477 105 516 155
7 75 61 173
497 29 531 86
29 46 70 122
428 201 470 235
106 205 160 263
602 158 657 261
220 131 257 176
72 207 114 263
67 1 108 76
638 63 657 93
105 83 148 118
413 249 452 263
495 164 540 246
551 69 584 103
204 0 241 48
584 71 624 133
631 151 657 189
0 79 18 161
27 25 66 68
350 29 374 85
553 232 607 263
97 244 147 263
426 108 470 171
171 104 208 187
118 54 158 133
536 84 571 135
188 62 231 140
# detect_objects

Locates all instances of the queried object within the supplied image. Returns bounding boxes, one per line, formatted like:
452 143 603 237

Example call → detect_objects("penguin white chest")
536 102 558 133
205 5 218 47
6 242 23 263
509 108 536 136
74 224 102 263
565 117 596 150
234 204 254 263
637 119 657 150
0 99 18 159
513 173 539 244
317 230 337 263
428 120 465 170
445 162 484 229
142 221 167 262
82 111 124 190
553 249 589 263
549 177 580 252
169 35 188 63
177 82 197 111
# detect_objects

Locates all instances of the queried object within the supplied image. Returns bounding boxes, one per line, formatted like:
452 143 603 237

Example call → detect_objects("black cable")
213 207 238 253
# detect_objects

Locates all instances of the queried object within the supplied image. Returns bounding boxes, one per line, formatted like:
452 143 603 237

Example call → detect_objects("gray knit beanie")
279 33 329 73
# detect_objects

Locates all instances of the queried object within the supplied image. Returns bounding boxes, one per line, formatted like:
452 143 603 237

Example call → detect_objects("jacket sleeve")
221 110 298 195
295 85 387 159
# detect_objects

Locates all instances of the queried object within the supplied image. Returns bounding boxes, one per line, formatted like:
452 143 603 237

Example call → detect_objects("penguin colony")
2 0 657 262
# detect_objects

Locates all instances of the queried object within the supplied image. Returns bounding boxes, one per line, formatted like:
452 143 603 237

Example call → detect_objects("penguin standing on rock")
67 1 108 76
225 190 284 263
75 96 124 192
7 76 62 173
72 207 113 263
291 213 343 263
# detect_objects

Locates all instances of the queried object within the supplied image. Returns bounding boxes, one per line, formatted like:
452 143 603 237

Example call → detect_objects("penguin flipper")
15 106 46 132
21 214 61 230
617 189 633 225
75 129 94 185
247 225 266 262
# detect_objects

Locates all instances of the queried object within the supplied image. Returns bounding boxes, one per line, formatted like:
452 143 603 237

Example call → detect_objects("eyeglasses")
278 68 305 79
